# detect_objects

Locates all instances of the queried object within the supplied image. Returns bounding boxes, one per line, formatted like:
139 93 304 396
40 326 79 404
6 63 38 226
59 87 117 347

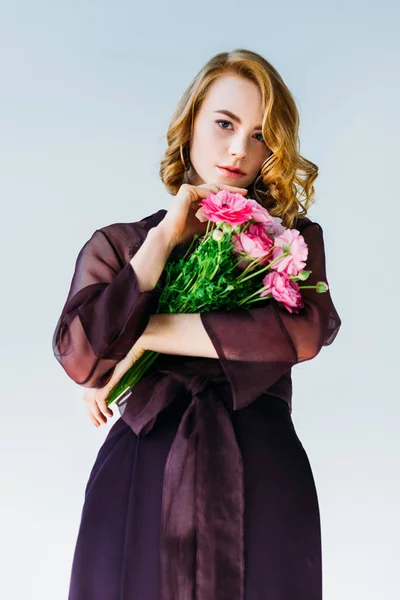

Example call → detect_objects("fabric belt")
117 364 245 600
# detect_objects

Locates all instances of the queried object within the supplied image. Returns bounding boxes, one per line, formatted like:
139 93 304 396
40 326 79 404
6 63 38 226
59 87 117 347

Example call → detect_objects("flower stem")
234 251 288 284
106 350 160 406
237 284 271 305
209 240 222 280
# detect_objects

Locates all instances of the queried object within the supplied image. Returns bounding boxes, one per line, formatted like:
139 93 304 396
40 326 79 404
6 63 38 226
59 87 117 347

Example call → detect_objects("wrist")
153 222 177 252
141 314 163 351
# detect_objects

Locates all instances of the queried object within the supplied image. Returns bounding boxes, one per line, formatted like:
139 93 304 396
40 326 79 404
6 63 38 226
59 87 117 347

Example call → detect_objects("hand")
82 338 147 427
158 182 248 246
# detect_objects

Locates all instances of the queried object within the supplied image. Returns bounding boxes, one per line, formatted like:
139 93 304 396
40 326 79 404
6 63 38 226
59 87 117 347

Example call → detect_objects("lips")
217 167 246 180
218 165 246 175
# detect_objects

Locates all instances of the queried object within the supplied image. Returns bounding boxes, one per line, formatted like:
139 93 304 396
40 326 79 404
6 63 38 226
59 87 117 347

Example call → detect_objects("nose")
229 134 247 159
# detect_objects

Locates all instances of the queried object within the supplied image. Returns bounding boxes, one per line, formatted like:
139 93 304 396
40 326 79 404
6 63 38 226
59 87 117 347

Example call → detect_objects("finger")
205 185 221 195
97 394 113 419
205 183 247 194
218 184 248 194
189 184 225 204
91 400 107 424
85 403 102 427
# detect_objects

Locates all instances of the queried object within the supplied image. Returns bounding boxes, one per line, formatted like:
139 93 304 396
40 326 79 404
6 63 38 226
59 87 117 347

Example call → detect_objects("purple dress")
52 208 341 600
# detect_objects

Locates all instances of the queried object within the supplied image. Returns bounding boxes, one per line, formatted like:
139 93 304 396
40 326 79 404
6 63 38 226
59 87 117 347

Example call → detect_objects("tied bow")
117 362 245 600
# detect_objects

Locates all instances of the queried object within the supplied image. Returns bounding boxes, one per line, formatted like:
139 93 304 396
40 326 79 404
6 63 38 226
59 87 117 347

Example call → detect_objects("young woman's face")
187 73 271 189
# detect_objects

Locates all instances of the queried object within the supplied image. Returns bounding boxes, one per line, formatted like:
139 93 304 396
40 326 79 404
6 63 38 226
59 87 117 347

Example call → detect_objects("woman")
53 49 342 600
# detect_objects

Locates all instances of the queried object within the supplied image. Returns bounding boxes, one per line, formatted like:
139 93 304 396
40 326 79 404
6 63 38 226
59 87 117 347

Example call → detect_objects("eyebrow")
213 109 262 130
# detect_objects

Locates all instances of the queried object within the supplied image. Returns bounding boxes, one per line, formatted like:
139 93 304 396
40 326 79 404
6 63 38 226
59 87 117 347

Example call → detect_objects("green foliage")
106 227 273 407
157 230 268 313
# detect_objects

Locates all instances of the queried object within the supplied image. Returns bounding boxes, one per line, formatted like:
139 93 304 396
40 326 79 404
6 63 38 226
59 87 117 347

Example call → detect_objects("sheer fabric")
52 213 165 388
53 210 341 414
53 208 341 600
200 220 342 411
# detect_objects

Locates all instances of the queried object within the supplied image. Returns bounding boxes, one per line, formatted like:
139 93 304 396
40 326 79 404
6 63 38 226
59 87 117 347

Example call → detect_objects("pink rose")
232 223 274 270
271 228 308 276
198 190 254 226
260 271 304 313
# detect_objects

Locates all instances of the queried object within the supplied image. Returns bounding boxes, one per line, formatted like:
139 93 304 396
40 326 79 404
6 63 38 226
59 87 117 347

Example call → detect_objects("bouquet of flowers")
105 190 328 407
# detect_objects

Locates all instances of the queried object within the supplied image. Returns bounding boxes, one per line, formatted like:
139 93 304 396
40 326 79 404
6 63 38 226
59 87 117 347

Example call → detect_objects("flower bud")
297 269 311 281
316 281 329 293
222 223 233 234
212 229 224 242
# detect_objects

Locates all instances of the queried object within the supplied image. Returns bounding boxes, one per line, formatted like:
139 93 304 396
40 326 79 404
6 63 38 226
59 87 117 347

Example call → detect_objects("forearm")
141 313 218 359
130 222 175 292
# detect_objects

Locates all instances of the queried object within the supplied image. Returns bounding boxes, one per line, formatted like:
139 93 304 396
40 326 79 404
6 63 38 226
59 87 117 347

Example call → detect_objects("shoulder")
292 214 323 235
93 208 168 262
98 207 167 238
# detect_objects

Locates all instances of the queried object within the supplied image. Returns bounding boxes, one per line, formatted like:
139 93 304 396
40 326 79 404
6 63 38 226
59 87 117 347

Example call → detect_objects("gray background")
1 1 399 598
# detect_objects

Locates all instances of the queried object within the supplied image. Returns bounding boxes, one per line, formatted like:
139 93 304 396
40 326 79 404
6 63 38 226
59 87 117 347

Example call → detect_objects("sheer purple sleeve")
52 226 158 388
200 221 342 411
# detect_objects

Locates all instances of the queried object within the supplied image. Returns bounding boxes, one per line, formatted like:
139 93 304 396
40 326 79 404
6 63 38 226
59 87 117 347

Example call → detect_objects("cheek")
251 147 269 171
191 125 220 161
206 123 221 145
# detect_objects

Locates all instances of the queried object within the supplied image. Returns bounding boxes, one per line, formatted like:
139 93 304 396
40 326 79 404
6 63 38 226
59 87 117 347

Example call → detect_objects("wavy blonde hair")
159 49 318 229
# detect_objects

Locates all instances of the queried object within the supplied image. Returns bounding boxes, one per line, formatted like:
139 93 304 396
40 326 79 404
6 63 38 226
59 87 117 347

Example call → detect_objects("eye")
216 120 266 144
216 119 233 130
254 132 266 144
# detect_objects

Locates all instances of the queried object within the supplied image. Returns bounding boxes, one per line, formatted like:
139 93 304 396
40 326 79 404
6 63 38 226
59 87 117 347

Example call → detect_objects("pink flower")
232 223 274 270
265 216 286 237
260 271 304 313
245 198 273 225
198 190 254 226
271 228 308 276
244 198 286 238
